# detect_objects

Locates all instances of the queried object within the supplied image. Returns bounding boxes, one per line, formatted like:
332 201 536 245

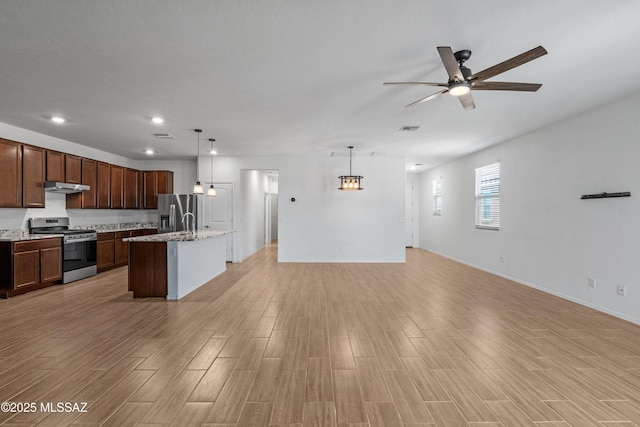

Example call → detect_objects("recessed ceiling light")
51 116 66 124
145 149 155 155
151 117 164 124
209 149 217 155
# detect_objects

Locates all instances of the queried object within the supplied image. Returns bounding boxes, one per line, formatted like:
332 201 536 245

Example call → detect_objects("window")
475 162 500 229
433 177 442 215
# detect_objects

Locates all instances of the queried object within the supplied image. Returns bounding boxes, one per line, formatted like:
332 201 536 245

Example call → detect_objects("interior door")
202 182 234 261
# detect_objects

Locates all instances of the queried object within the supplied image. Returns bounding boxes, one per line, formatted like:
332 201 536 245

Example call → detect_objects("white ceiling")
1 1 639 171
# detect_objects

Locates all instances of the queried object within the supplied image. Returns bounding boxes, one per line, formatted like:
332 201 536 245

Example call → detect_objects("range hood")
44 181 90 194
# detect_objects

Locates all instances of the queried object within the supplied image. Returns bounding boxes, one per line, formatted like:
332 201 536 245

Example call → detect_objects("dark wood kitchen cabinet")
46 150 66 182
142 170 174 209
0 237 62 298
157 171 174 195
65 154 81 184
0 138 23 208
22 145 45 208
114 231 130 266
124 168 139 209
96 161 111 208
67 158 97 209
97 232 115 272
98 229 147 273
142 171 158 209
110 165 124 209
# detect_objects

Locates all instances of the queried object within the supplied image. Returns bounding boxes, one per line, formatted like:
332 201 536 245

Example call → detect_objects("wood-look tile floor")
1 246 640 426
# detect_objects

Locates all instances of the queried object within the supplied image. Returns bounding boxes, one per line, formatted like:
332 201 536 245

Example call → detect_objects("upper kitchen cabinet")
65 154 81 184
0 138 22 208
96 161 111 209
110 165 124 209
47 151 82 184
45 150 65 182
142 171 157 209
22 145 45 208
143 170 174 209
124 168 139 209
157 171 174 195
66 158 97 209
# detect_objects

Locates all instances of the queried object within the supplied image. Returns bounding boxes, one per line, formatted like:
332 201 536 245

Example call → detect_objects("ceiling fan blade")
405 89 448 108
469 46 547 82
437 46 464 81
472 81 542 91
383 82 448 87
458 92 475 111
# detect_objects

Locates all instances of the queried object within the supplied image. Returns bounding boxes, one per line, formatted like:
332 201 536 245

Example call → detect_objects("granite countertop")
0 230 64 242
124 229 234 243
77 222 158 233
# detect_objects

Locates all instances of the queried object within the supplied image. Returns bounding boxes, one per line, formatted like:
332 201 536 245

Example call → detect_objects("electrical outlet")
617 285 626 296
500 255 505 263
588 277 596 288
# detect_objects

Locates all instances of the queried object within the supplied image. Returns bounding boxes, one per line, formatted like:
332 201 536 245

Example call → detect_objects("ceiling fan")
384 45 547 111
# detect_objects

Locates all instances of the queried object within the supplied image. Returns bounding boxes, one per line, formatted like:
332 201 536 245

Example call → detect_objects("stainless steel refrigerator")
158 194 198 233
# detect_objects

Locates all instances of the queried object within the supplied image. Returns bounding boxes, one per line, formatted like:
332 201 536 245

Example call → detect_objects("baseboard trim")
421 247 640 327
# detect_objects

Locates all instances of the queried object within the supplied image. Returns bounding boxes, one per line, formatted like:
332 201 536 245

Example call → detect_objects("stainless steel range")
29 217 97 283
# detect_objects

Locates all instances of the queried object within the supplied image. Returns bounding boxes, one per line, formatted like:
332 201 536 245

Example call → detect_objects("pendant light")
207 138 217 197
338 146 363 190
193 129 204 194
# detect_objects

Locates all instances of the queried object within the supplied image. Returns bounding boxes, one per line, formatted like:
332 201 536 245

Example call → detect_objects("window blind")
475 162 500 229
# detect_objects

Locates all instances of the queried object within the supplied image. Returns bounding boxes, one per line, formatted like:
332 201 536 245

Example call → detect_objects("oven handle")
64 237 97 244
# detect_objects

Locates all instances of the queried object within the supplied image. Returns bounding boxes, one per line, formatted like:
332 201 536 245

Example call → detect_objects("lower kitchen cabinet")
0 238 62 298
115 231 129 266
97 232 115 272
96 229 149 272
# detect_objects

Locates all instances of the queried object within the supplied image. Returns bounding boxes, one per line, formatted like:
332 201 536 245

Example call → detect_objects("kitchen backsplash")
0 192 156 230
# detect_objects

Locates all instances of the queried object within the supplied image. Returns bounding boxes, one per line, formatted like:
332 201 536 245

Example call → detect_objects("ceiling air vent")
153 133 175 139
400 125 420 132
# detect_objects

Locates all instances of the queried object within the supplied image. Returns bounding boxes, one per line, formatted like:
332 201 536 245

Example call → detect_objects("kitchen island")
124 230 233 299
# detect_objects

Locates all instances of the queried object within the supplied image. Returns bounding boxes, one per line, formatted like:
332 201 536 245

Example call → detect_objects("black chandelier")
338 146 363 191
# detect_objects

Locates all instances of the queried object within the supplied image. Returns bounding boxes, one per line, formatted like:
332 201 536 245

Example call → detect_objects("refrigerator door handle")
169 204 176 232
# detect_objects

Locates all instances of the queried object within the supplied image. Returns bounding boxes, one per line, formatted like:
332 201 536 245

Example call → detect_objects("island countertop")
124 229 234 243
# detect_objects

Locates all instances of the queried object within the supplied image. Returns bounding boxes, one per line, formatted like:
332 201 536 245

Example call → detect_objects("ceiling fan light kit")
448 82 471 96
384 45 547 110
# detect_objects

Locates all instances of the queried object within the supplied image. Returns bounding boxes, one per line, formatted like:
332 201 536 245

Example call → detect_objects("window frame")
433 177 442 216
475 162 500 230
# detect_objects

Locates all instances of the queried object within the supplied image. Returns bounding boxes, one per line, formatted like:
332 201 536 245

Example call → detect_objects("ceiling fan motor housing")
460 66 472 80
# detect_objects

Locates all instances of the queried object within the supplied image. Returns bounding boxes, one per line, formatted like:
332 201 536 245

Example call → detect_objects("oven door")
63 238 97 283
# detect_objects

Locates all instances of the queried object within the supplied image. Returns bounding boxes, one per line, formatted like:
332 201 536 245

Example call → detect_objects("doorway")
264 192 278 244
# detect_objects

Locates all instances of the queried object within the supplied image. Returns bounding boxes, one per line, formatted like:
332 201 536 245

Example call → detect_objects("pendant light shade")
207 138 217 197
193 129 204 194
338 146 363 190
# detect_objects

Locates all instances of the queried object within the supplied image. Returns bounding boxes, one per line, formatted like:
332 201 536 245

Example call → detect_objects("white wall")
419 90 640 325
202 155 406 263
0 122 195 229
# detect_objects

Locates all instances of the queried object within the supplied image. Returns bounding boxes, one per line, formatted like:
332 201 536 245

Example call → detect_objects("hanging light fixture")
193 129 204 194
338 146 363 190
207 138 217 197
